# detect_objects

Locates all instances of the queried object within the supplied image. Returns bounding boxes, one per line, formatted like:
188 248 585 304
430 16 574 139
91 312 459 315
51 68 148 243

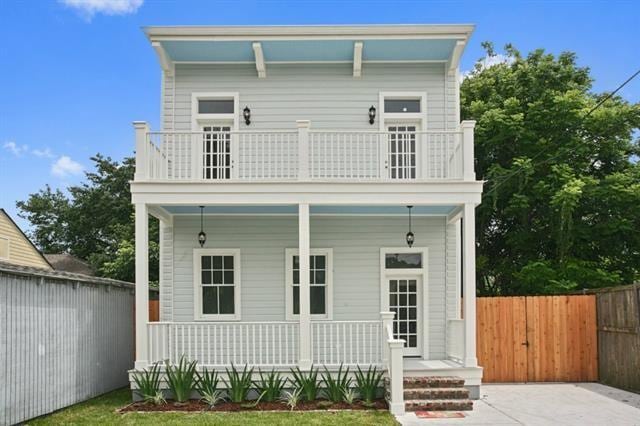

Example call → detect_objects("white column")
297 120 310 180
380 311 394 364
462 203 478 367
133 121 149 181
135 203 149 369
298 203 312 369
461 120 476 181
388 340 405 415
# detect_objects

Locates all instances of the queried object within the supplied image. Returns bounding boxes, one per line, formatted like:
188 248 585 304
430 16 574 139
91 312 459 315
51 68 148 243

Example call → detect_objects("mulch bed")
120 399 388 413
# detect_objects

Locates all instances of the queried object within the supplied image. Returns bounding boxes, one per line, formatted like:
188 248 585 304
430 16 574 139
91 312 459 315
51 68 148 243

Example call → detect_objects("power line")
484 67 640 197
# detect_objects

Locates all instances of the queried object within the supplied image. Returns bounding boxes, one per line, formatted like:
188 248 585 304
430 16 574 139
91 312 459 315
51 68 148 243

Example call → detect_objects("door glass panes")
201 255 235 315
198 99 234 114
384 99 421 113
385 253 422 269
293 254 326 315
388 125 417 179
202 125 231 180
389 279 418 348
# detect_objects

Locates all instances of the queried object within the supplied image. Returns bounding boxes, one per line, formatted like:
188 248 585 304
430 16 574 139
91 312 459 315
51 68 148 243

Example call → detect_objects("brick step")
402 376 465 389
404 387 470 400
405 399 474 412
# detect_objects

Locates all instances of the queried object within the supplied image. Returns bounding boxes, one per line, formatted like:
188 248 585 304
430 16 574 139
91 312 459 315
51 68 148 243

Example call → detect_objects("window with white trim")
285 248 333 320
194 249 241 320
0 237 9 260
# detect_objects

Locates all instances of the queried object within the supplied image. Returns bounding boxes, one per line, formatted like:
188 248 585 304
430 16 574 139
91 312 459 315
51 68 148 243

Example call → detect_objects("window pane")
293 255 299 269
212 256 223 269
218 287 235 314
314 255 325 269
224 256 234 270
202 287 218 314
223 271 234 284
198 99 234 114
310 286 326 314
293 270 300 285
315 270 325 284
384 99 420 113
201 271 212 285
201 256 211 270
385 253 422 269
293 286 300 315
212 271 223 284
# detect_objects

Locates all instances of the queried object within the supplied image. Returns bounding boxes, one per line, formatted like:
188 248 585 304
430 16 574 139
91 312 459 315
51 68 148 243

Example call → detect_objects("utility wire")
484 67 640 197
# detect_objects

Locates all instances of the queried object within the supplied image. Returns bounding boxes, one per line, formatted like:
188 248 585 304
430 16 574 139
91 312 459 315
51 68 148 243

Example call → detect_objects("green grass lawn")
27 388 398 425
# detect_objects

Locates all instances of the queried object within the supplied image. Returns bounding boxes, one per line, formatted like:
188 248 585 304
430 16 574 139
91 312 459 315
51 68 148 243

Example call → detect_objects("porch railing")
311 320 383 366
133 121 475 183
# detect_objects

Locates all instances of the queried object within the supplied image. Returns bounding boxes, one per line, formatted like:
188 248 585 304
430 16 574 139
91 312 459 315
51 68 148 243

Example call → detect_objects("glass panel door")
387 124 417 179
388 276 421 356
202 125 231 179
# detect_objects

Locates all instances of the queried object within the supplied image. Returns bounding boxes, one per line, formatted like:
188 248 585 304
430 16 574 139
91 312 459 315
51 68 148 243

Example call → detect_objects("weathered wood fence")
0 264 135 426
477 295 598 383
594 283 640 393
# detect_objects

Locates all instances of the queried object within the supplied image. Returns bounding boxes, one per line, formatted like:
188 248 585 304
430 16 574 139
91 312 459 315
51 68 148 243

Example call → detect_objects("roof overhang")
144 24 474 78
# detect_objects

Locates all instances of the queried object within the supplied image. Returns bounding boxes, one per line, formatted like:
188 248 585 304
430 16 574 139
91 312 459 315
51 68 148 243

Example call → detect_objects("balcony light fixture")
243 106 251 125
368 105 376 125
406 205 415 247
198 206 207 247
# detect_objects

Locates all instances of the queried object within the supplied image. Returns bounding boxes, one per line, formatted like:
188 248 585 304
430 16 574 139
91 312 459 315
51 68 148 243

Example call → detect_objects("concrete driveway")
397 383 640 426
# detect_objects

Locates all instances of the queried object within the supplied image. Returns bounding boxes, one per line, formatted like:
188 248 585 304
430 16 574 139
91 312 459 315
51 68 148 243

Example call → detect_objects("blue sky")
1 0 639 230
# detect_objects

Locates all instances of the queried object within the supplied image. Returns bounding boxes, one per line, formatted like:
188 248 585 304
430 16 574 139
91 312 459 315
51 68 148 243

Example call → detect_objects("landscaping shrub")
131 362 165 405
354 365 383 404
255 369 287 402
290 365 319 401
223 363 254 403
321 364 352 403
196 368 224 408
165 356 198 403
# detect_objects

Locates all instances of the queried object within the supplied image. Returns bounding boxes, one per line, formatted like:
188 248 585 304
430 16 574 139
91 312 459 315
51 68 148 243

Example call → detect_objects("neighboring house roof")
0 208 53 270
44 253 94 276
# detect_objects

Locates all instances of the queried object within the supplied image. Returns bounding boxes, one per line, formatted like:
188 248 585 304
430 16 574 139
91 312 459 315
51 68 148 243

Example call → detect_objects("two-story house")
130 24 482 414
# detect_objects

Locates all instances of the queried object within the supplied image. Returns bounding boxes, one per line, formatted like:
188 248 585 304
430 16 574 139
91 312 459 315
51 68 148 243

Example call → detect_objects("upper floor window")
384 99 421 113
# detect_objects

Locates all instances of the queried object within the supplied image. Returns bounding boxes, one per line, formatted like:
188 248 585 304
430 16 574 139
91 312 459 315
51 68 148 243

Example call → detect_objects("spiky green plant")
343 388 357 405
280 388 302 411
290 365 319 401
354 365 384 403
321 364 352 403
222 363 254 403
165 356 198 403
254 369 287 402
196 368 224 408
131 363 165 405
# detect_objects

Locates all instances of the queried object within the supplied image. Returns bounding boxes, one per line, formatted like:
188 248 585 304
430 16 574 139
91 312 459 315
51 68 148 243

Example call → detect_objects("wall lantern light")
198 206 207 247
368 105 376 125
243 106 251 125
406 205 415 247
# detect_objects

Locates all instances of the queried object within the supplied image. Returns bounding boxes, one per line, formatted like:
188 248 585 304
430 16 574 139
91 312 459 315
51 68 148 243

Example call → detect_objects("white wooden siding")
164 63 455 132
159 220 174 321
445 221 460 320
170 215 448 359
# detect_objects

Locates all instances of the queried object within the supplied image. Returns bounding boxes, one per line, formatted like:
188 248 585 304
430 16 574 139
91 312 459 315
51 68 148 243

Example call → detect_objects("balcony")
134 120 475 183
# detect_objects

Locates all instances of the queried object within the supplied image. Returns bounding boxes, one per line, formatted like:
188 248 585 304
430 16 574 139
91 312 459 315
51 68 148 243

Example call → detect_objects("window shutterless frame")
193 248 241 321
285 248 333 321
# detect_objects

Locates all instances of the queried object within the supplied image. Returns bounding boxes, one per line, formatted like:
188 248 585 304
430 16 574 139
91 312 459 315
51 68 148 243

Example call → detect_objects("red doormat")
415 411 466 419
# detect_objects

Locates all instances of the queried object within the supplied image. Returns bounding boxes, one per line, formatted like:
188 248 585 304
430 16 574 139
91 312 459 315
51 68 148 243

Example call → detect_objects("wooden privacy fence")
477 295 598 383
594 283 640 393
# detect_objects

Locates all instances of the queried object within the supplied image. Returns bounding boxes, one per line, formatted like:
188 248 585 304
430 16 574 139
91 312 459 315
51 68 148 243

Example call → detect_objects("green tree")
462 43 640 295
17 155 159 283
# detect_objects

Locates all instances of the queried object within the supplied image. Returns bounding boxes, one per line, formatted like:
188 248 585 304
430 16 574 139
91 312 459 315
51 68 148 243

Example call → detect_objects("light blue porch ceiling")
160 39 458 63
161 205 457 215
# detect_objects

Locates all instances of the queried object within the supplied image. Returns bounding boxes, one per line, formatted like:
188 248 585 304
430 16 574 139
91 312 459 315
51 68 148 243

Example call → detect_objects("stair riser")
405 401 473 411
403 379 465 389
404 389 470 400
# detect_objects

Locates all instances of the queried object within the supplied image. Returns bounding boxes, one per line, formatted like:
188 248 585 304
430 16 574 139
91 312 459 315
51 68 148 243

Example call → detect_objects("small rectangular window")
198 99 234 114
293 254 327 315
384 99 421 113
0 237 8 259
200 253 236 315
385 253 422 269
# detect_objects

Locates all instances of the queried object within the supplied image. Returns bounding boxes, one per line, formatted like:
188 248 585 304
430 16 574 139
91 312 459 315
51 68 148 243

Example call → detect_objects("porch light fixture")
368 105 376 125
243 106 251 125
198 206 207 247
406 205 415 247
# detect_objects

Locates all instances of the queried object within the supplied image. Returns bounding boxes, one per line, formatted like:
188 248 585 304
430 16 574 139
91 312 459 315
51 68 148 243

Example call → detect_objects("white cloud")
51 156 84 178
461 53 515 81
60 0 143 19
2 141 29 157
32 148 55 159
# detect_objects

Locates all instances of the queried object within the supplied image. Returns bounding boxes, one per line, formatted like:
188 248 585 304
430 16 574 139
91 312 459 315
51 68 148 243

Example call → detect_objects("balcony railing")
133 120 475 183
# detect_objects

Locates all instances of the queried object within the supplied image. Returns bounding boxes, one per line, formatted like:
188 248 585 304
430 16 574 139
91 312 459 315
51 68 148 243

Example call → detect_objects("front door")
388 275 422 356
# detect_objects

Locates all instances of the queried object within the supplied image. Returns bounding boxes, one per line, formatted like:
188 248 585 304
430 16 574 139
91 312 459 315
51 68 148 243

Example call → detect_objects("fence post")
380 311 395 363
388 340 405 415
461 120 476 181
134 121 149 180
297 120 310 180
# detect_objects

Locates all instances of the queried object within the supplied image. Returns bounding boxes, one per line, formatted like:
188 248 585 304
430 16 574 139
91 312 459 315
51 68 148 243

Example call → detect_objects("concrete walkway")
397 383 640 426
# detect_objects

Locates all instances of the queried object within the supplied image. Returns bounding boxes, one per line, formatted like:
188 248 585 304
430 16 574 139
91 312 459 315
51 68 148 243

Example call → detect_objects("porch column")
462 203 478 367
135 203 149 369
298 203 312 369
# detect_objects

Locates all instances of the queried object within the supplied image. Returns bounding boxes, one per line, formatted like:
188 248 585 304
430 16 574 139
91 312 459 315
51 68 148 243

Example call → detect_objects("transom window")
194 249 241 320
286 248 333 320
198 99 234 114
384 99 421 113
385 253 423 269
